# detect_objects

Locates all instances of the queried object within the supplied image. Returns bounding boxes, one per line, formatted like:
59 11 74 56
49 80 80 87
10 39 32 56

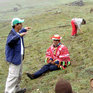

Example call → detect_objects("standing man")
5 18 31 93
26 34 71 79
71 18 86 36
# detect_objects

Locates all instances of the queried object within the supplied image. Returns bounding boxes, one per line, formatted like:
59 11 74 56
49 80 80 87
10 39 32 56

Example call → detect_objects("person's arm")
20 27 31 33
77 20 82 33
19 27 31 37
7 32 21 46
45 47 53 63
78 28 82 33
7 27 31 46
57 46 70 62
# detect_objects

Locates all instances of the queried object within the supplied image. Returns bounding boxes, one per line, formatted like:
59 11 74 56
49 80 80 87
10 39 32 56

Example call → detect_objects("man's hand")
19 32 27 37
24 27 31 31
19 27 31 36
51 62 55 65
49 60 55 65
79 29 83 33
49 60 53 63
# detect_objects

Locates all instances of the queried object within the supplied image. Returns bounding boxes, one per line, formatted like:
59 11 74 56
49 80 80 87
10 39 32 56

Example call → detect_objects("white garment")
5 63 22 93
17 32 24 55
20 38 24 55
72 18 83 29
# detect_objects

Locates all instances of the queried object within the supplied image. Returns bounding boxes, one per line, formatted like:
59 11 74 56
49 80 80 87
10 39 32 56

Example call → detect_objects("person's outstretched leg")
27 64 52 79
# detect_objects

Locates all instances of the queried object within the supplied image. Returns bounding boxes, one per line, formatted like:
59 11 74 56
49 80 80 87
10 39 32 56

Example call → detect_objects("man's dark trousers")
33 61 59 78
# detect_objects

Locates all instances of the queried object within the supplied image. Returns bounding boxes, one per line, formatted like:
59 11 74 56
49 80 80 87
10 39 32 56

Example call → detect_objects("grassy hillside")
0 0 93 93
0 0 77 21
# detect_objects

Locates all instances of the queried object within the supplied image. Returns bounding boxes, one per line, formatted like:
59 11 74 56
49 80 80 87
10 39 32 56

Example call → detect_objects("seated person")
55 78 73 93
26 34 71 79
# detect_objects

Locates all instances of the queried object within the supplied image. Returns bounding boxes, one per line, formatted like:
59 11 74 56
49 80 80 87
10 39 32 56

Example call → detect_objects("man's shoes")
16 88 26 93
26 73 35 79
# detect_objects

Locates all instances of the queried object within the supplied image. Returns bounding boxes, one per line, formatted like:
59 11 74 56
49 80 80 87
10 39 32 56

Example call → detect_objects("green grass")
1 0 93 93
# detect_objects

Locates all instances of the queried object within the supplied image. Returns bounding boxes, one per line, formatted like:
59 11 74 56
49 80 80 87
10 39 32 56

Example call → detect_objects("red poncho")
46 44 70 63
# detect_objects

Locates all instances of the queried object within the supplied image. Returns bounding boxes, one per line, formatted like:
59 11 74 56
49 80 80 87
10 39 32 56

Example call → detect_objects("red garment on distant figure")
71 20 77 36
46 44 70 63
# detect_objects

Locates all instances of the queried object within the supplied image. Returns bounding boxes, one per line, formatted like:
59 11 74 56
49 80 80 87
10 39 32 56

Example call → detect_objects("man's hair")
82 19 86 24
12 25 15 28
55 79 73 93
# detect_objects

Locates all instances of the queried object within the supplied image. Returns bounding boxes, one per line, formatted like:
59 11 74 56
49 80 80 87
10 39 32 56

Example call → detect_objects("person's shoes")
26 73 35 79
16 88 26 93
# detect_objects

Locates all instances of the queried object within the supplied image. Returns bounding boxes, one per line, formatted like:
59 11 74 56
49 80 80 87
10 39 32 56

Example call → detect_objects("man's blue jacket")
5 28 27 65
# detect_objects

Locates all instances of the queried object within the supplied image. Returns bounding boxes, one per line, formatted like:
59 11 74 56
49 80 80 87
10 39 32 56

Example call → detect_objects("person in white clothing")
71 18 86 36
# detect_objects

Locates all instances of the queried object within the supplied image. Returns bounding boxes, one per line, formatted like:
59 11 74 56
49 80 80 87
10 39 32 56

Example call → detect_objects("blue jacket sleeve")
7 28 26 47
19 28 27 33
7 34 20 46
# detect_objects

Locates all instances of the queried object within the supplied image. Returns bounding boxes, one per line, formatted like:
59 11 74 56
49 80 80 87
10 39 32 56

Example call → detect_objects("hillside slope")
0 0 93 93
